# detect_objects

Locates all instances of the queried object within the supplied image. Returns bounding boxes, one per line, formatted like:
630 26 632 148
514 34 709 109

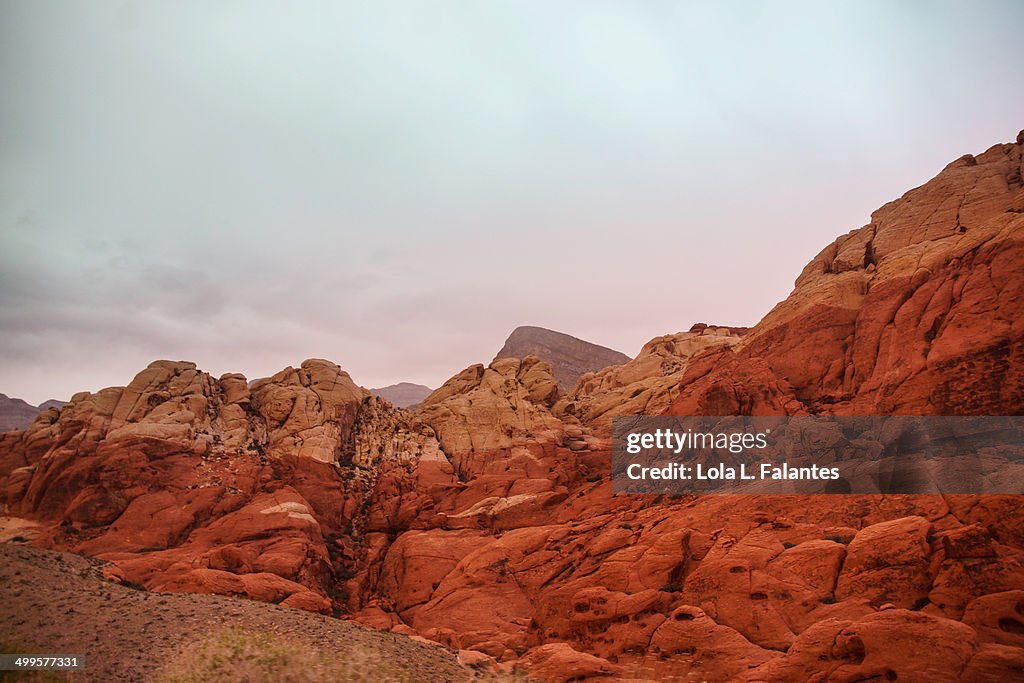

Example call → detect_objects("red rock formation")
670 133 1024 416
1 132 1023 681
0 359 394 614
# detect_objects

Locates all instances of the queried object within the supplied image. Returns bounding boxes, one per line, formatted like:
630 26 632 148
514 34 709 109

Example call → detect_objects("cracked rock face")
708 134 1024 416
1 132 1023 681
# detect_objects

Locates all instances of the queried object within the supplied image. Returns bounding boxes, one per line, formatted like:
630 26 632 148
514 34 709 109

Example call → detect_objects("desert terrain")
2 131 1023 681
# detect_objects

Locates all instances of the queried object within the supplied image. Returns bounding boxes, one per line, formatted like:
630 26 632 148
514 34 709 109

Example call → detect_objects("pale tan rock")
253 359 368 463
555 328 744 425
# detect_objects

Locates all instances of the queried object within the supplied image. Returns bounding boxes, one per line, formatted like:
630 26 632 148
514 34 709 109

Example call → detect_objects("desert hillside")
1 132 1023 681
0 544 473 681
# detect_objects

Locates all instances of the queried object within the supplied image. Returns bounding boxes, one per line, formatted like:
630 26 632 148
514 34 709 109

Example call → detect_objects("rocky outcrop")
555 325 747 425
370 383 433 409
669 133 1024 416
733 608 1024 682
494 326 630 390
0 359 425 614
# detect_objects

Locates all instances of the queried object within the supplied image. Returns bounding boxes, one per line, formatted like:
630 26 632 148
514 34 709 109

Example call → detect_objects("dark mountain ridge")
493 325 630 390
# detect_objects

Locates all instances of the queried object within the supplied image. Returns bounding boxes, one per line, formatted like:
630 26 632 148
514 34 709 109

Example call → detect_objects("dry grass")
153 628 410 683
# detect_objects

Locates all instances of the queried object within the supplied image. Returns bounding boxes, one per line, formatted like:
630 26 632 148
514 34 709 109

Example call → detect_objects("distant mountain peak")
370 382 433 409
493 326 630 390
0 394 44 432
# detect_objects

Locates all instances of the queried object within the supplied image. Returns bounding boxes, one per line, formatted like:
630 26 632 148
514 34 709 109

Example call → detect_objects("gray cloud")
2 0 1023 403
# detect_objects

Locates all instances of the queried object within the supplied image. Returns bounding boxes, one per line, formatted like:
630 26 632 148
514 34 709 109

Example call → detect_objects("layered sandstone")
0 359 413 614
670 133 1024 416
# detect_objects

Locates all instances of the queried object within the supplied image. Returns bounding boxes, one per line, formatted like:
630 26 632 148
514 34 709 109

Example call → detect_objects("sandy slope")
0 544 470 682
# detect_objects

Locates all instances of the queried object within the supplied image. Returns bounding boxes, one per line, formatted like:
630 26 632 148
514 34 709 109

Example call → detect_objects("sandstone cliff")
667 132 1024 417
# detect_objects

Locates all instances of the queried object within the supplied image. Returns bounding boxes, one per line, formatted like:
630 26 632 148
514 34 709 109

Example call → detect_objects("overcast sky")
1 1 1022 404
